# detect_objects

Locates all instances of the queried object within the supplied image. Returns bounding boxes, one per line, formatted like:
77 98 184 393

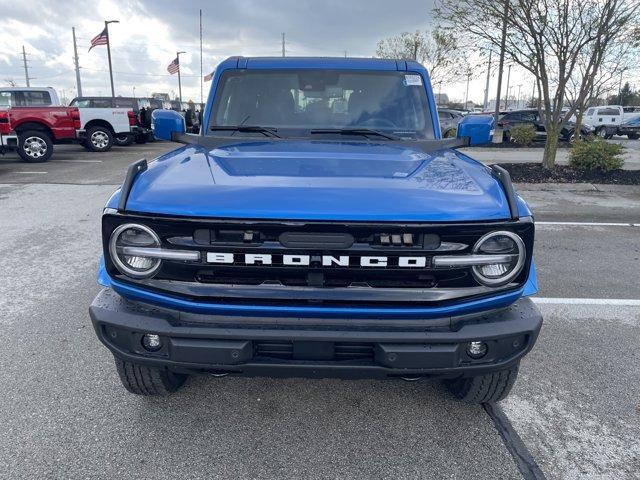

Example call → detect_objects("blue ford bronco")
89 57 542 403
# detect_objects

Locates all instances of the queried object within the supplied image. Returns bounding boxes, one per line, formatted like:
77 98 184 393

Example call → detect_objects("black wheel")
114 356 187 396
443 362 519 403
17 130 53 163
628 133 639 140
114 133 134 146
596 127 608 139
85 125 114 152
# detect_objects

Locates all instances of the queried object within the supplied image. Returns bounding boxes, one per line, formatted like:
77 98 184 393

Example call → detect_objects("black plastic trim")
170 132 470 155
490 164 519 220
117 159 148 212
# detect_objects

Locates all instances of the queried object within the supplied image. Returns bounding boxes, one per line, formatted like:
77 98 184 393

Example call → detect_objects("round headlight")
472 231 525 287
109 223 162 278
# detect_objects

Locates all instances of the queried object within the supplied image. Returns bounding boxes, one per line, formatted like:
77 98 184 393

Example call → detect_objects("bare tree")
436 0 640 168
566 40 636 136
376 29 467 86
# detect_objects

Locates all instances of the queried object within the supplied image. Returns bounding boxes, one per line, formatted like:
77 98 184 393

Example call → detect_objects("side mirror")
152 109 186 141
457 114 495 146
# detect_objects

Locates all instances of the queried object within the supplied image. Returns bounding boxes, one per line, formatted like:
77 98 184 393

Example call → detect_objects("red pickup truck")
0 106 82 162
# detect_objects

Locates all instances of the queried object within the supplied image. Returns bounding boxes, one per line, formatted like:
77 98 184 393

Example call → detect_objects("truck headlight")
472 231 525 287
109 223 162 278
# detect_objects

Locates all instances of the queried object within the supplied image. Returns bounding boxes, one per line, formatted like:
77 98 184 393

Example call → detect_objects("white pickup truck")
0 87 137 152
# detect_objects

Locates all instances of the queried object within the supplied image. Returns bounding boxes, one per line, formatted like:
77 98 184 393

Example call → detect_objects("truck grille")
103 214 534 306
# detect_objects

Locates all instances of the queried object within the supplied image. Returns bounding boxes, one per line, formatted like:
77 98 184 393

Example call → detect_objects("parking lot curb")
514 182 640 193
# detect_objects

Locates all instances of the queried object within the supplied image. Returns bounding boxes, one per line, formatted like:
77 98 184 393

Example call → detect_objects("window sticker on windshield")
404 74 423 86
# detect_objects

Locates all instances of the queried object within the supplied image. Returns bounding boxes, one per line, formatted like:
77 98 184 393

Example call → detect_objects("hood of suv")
117 140 514 222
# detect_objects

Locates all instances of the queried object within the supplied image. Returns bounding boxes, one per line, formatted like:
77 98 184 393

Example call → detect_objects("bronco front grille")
102 214 534 307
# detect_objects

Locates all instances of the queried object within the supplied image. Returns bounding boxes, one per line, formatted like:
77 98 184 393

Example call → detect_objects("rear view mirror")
152 109 186 141
457 115 495 146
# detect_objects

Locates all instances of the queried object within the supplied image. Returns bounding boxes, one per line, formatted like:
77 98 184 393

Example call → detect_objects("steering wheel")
360 117 398 129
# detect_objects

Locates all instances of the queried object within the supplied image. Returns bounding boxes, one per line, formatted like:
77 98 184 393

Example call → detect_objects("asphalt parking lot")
1 143 639 479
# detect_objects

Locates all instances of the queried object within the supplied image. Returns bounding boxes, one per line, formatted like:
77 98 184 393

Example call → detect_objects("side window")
23 91 52 106
115 98 134 109
0 92 11 107
93 99 115 108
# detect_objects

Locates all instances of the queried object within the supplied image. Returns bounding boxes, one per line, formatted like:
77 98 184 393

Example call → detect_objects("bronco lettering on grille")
205 253 430 268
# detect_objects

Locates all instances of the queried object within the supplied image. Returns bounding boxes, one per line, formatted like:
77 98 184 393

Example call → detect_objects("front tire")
85 125 114 152
17 130 53 163
443 362 519 403
114 357 187 396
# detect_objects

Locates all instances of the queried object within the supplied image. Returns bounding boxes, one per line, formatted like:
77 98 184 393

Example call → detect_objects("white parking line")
537 221 639 227
54 159 103 163
533 297 640 306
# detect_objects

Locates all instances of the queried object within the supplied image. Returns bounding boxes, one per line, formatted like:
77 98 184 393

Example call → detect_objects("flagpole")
105 20 119 98
176 51 185 103
199 9 203 107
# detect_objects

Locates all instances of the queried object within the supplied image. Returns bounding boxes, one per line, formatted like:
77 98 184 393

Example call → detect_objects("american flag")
88 27 108 51
167 57 179 75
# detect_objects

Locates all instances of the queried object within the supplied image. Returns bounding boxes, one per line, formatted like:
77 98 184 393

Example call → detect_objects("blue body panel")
101 56 539 317
107 142 521 222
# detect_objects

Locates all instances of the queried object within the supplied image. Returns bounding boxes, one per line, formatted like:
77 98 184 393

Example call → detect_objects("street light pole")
504 64 512 110
105 20 119 98
176 51 186 103
464 72 471 109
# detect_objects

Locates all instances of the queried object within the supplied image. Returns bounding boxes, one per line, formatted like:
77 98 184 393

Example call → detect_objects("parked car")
497 109 594 142
0 87 61 107
0 106 81 162
69 96 155 145
582 105 623 138
437 108 464 137
90 56 542 404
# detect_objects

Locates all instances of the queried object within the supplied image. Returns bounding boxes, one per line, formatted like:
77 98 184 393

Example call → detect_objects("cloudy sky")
0 0 535 104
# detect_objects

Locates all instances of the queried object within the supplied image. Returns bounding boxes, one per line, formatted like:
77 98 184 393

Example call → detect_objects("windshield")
210 69 434 139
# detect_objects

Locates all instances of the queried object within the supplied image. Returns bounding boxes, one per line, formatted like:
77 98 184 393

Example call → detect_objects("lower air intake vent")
254 341 374 361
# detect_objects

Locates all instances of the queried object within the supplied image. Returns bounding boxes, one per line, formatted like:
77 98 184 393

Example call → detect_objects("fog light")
466 341 488 359
142 334 162 352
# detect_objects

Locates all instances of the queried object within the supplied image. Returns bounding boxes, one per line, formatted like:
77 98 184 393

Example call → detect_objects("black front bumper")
89 289 542 379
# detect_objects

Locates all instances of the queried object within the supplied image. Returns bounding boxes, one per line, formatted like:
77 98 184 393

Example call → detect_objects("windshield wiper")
309 128 400 141
210 125 281 138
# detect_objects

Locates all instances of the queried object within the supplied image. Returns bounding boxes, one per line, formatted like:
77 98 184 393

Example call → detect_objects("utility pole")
105 20 119 98
493 0 509 132
21 46 30 87
176 51 186 103
483 50 492 110
72 27 82 97
504 64 511 110
464 72 471 109
199 9 203 106
281 33 285 57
